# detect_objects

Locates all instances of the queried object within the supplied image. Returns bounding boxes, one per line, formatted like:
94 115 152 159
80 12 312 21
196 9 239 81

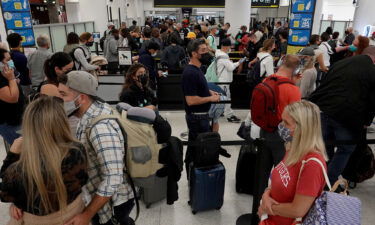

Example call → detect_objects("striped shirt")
76 101 133 224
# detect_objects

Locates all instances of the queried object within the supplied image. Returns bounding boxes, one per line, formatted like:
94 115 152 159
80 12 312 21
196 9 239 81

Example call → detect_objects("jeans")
92 199 135 225
320 113 357 184
0 123 21 145
220 85 234 118
185 113 211 178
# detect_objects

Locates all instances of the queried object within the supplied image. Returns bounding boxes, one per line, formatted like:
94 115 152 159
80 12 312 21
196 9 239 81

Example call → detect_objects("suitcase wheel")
146 203 151 209
192 210 197 215
216 206 222 210
348 181 357 189
188 200 191 205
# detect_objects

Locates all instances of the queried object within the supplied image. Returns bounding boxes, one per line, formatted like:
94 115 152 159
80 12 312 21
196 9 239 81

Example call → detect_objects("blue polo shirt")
181 64 211 114
10 50 31 86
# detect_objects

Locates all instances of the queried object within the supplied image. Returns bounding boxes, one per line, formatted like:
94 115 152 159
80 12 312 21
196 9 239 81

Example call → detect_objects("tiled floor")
0 110 374 225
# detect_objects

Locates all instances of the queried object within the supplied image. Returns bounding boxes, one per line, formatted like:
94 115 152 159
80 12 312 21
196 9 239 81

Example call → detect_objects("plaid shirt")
76 101 133 224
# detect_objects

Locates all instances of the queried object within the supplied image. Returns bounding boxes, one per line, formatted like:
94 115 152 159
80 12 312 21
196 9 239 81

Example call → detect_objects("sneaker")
227 115 241 123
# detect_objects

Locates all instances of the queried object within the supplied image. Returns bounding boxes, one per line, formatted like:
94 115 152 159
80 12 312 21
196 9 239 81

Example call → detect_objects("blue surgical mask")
7 60 15 69
215 30 219 35
278 123 293 143
349 45 358 52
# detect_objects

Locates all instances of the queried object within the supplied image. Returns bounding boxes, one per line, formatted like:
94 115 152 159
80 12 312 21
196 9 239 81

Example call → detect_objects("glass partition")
33 21 95 53
74 23 86 36
333 21 347 39
320 21 332 35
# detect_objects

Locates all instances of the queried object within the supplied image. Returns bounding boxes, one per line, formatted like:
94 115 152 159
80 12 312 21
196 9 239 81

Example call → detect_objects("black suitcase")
193 132 220 167
235 143 257 195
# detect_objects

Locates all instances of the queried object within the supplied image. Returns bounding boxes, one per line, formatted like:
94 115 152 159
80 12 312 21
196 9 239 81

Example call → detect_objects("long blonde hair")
284 100 328 166
18 96 77 214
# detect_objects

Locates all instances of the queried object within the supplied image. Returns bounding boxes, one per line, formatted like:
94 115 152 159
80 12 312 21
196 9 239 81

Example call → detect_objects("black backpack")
193 132 221 167
246 55 270 87
70 46 88 70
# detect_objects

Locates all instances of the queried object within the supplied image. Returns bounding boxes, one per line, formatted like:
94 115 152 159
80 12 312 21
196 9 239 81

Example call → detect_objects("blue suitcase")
189 163 226 214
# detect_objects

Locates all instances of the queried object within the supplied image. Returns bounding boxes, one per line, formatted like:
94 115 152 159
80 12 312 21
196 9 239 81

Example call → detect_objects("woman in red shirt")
258 100 328 225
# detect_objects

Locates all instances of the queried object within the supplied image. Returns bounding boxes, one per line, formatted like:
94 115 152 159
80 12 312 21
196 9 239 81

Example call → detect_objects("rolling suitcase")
140 176 168 208
235 144 257 195
189 163 225 214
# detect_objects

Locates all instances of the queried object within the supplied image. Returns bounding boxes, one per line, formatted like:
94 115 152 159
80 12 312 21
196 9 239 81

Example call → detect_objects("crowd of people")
0 16 374 225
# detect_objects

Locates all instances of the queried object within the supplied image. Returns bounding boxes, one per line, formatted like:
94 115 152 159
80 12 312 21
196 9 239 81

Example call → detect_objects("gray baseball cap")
298 47 315 56
65 71 98 96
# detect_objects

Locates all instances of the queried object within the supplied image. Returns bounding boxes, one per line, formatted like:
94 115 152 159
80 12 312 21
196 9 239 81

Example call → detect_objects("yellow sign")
21 36 26 43
293 21 300 28
14 2 22 10
287 45 305 55
14 20 23 28
292 35 298 42
298 4 305 11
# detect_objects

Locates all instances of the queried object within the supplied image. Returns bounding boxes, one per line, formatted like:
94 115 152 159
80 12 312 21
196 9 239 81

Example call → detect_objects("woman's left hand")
10 204 23 221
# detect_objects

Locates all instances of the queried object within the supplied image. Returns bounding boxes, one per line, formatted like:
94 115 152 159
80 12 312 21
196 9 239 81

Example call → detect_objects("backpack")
205 56 226 82
246 55 270 87
193 132 221 167
342 144 375 184
70 46 88 70
251 75 294 132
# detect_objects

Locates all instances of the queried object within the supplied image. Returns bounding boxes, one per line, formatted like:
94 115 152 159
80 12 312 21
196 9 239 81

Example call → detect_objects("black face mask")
198 53 213 65
114 35 120 40
345 30 349 35
86 41 94 47
138 74 148 86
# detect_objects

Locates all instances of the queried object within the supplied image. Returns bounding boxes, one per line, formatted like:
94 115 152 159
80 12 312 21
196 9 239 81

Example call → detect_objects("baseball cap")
107 22 114 27
65 71 98 96
298 47 315 56
187 32 196 39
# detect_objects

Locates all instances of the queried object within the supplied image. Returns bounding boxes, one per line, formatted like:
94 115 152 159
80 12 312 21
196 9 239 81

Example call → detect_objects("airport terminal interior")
1 0 375 225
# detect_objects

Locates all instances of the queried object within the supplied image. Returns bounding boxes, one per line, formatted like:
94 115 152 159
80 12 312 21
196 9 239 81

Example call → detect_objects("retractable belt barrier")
179 137 375 225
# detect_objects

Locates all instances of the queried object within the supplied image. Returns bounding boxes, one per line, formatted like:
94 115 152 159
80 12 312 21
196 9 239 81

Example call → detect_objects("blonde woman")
258 101 328 225
0 96 88 225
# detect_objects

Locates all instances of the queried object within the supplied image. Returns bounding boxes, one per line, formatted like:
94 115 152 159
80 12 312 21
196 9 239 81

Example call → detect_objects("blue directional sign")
288 29 311 46
7 29 35 46
1 0 30 12
1 0 35 46
291 0 315 13
3 11 32 29
290 13 313 30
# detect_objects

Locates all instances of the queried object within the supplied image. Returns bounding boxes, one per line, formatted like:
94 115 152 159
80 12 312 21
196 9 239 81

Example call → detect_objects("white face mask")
64 95 81 117
151 52 157 57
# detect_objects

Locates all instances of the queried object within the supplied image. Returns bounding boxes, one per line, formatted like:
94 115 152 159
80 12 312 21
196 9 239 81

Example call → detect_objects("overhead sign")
290 13 312 30
287 0 316 53
291 0 315 13
251 0 280 8
154 0 225 8
288 29 311 46
1 0 35 47
1 0 30 11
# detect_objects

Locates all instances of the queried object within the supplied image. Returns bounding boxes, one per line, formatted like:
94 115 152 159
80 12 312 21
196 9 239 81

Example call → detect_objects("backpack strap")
85 112 141 221
259 55 271 78
215 55 227 78
73 46 87 70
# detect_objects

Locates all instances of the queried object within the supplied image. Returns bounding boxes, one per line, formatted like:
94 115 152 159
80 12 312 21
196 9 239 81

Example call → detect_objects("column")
224 0 251 36
353 0 375 36
0 6 8 45
311 0 324 35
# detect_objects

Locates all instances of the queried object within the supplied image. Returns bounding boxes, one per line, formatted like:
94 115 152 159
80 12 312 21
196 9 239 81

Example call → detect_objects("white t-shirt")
319 42 333 67
257 52 274 77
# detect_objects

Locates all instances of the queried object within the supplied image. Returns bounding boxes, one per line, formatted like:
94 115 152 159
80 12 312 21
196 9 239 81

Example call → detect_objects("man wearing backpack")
216 38 245 123
58 71 135 225
207 25 219 53
251 54 301 199
72 32 99 72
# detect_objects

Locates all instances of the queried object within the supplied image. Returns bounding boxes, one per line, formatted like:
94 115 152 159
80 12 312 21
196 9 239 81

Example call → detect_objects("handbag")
298 158 361 225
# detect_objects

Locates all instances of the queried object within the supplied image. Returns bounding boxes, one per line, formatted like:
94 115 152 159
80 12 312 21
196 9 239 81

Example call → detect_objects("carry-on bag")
193 132 221 167
140 175 168 208
235 143 257 194
189 163 225 214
